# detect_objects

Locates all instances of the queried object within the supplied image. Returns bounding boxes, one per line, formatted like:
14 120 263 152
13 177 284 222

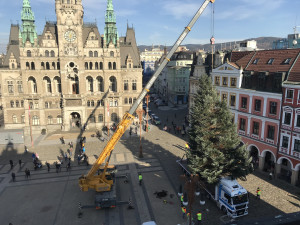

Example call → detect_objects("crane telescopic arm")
79 0 215 193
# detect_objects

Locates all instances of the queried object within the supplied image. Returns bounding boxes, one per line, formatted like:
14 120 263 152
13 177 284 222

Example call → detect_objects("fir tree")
188 74 252 184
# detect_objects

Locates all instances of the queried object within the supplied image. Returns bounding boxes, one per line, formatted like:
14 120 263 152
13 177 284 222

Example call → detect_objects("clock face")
64 30 76 42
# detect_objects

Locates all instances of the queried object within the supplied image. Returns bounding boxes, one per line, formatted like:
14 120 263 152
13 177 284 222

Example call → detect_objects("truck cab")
216 178 248 218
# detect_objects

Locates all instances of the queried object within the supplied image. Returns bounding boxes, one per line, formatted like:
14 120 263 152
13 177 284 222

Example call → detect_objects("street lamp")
145 94 150 132
136 108 144 158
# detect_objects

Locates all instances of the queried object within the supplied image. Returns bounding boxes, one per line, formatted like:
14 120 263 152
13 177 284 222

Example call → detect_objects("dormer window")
283 58 291 64
267 58 274 64
252 58 259 64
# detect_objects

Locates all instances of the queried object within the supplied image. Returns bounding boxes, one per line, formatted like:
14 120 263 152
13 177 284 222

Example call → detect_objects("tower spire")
104 0 119 47
20 0 37 46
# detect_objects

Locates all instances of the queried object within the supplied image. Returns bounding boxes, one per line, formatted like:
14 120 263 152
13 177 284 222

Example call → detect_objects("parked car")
152 116 161 125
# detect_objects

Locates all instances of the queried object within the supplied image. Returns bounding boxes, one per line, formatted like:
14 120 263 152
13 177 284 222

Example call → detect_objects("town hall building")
0 0 142 135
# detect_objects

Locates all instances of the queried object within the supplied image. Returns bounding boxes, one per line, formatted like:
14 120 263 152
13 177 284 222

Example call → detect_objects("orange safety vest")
181 207 186 214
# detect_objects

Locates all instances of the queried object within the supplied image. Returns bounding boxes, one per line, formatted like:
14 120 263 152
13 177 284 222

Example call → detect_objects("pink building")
212 49 300 186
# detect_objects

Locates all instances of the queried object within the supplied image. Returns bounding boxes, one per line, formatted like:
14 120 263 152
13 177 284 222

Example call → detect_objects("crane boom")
79 0 215 193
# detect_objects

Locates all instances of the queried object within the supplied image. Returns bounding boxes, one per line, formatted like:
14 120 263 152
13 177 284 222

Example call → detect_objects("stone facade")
0 0 142 135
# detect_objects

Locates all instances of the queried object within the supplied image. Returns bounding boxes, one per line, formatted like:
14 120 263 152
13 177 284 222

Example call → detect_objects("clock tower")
55 0 84 57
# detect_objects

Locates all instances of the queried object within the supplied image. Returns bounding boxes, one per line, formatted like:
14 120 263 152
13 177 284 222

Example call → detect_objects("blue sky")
0 0 300 53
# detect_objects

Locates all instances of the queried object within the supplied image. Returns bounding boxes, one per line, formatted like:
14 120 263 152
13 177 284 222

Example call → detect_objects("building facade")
0 0 142 134
212 49 300 186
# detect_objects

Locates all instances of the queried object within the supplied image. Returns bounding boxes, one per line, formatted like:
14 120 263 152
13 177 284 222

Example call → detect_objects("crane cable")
210 1 215 70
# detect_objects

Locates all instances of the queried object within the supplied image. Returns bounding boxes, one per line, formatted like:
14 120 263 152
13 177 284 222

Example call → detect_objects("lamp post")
136 108 143 158
181 174 200 225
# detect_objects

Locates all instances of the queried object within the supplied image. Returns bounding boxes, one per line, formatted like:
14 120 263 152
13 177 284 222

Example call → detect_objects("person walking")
197 211 202 224
11 172 16 182
18 159 22 167
256 187 261 200
181 206 186 219
69 147 73 157
138 173 143 186
46 162 50 172
64 152 68 161
9 160 14 169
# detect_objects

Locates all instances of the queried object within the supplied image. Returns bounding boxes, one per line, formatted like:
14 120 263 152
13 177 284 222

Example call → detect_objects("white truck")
176 159 249 218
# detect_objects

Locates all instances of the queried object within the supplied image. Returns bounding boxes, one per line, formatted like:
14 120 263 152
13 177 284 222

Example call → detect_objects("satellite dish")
293 39 298 46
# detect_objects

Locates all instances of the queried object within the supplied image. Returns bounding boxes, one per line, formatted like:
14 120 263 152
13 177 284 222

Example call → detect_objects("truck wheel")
221 206 227 215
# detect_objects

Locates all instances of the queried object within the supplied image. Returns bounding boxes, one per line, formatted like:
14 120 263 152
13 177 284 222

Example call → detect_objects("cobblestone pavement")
0 103 300 225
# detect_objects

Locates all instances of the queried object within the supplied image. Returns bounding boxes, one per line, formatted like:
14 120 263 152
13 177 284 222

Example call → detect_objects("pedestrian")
9 160 13 169
69 147 73 157
61 136 65 144
180 194 184 206
186 212 193 223
269 172 273 180
82 146 86 153
32 153 36 161
46 162 50 172
35 152 39 159
66 161 71 171
24 145 28 153
256 187 261 200
64 152 68 161
197 211 202 224
25 168 29 179
11 172 16 182
182 206 186 219
139 173 143 186
19 159 22 167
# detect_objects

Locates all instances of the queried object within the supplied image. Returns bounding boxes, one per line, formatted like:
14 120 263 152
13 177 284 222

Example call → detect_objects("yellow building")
0 0 142 135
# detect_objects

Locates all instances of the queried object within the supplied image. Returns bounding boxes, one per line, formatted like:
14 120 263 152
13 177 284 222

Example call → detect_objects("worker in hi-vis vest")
197 211 202 224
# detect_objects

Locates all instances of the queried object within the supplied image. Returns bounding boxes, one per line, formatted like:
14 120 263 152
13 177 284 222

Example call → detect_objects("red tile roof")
230 51 253 63
245 49 300 73
287 52 300 82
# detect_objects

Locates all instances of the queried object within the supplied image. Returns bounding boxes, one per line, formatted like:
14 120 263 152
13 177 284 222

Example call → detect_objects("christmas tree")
188 74 252 184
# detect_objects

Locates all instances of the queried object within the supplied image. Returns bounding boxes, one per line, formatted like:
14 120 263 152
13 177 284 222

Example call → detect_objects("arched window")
21 100 24 107
89 62 93 70
101 100 104 106
98 114 104 122
85 62 88 70
45 102 49 108
28 77 37 93
50 50 55 57
111 113 118 122
52 62 56 70
57 115 62 124
45 50 49 57
108 62 112 70
95 62 98 70
16 100 19 107
132 80 137 91
10 101 14 108
27 50 31 57
100 62 103 70
109 76 117 92
43 77 52 93
67 0 70 4
133 98 137 104
113 62 116 70
32 116 40 125
87 100 90 107
41 62 45 70
29 102 33 109
12 63 15 69
97 76 104 92
26 62 30 70
47 116 53 124
110 51 114 57
91 100 95 107
31 62 35 70
57 62 60 70
46 62 50 70
124 98 128 104
89 51 93 57
114 100 118 106
86 76 94 92
94 51 98 57
21 114 25 123
54 76 61 93
129 98 132 104
12 115 17 124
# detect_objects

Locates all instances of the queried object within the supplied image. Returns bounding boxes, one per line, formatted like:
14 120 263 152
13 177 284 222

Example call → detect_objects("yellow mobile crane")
79 0 215 208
